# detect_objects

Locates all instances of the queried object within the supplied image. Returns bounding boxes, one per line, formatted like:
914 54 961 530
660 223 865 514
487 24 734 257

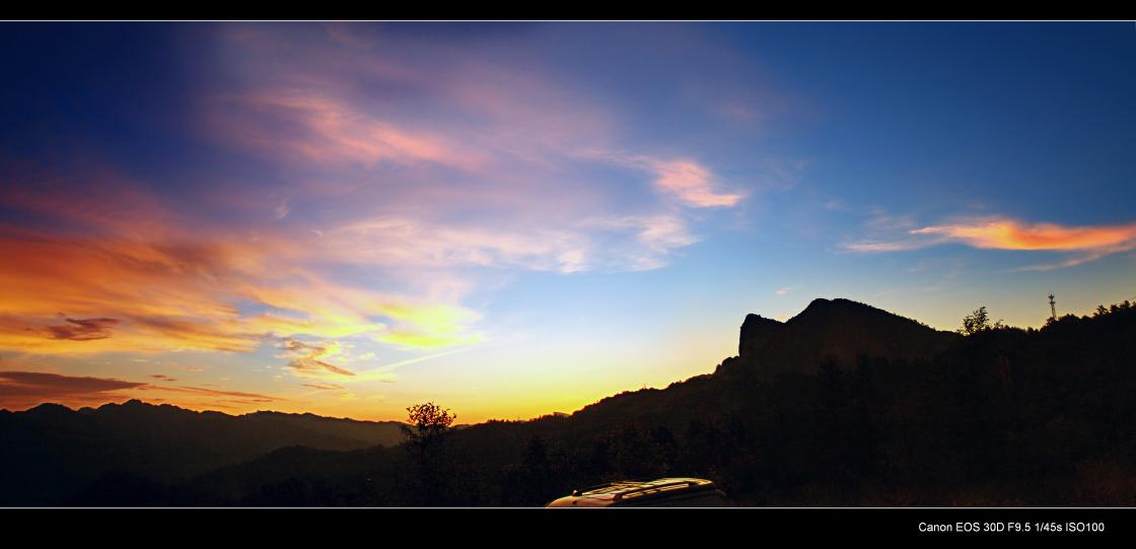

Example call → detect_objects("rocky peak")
734 297 959 374
739 313 785 357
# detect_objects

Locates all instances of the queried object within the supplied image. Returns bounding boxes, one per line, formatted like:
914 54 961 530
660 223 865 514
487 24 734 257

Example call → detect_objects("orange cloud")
845 216 1136 269
1 156 712 369
912 218 1136 251
1 41 727 369
0 225 479 356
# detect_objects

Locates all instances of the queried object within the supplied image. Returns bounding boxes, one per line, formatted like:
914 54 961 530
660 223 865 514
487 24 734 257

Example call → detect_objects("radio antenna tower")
1048 293 1057 321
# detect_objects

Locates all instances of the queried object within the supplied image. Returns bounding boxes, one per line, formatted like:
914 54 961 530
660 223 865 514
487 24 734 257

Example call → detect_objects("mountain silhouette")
0 399 405 505
568 298 956 429
733 298 958 374
4 296 1135 506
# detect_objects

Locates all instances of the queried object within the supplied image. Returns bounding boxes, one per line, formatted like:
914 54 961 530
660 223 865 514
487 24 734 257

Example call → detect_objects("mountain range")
3 296 1134 506
0 399 405 505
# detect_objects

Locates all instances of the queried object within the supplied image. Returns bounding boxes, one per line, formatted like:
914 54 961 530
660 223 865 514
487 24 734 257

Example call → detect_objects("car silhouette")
545 477 730 507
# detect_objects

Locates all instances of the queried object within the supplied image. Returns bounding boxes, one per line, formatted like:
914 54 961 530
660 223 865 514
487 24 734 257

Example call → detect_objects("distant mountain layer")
0 400 406 505
4 296 1134 506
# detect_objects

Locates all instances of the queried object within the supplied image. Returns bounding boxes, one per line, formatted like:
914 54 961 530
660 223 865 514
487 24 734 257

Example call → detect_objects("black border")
3 507 1134 541
2 16 1135 542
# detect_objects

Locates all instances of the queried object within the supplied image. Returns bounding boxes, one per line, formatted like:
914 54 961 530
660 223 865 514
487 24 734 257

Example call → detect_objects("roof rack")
571 480 636 497
611 479 711 502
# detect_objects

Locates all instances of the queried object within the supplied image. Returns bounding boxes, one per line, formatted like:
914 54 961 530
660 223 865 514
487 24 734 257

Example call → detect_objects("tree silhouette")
402 402 456 443
502 435 560 505
958 306 1004 335
401 402 457 505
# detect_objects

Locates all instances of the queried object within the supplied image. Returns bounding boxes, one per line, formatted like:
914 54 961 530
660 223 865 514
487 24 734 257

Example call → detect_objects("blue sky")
0 22 1133 420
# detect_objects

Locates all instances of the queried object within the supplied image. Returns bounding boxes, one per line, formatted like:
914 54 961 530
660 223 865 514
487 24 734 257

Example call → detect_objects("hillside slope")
0 400 406 504
5 297 1135 506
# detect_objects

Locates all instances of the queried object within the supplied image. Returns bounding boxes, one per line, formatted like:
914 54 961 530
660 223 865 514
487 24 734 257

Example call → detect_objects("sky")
0 22 1133 421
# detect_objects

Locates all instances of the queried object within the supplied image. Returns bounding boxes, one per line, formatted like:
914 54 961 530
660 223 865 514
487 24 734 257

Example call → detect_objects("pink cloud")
1 27 746 369
650 159 743 208
577 151 745 210
212 90 487 172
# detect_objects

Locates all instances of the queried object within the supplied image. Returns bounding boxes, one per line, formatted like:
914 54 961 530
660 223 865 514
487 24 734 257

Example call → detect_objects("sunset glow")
1 22 1134 421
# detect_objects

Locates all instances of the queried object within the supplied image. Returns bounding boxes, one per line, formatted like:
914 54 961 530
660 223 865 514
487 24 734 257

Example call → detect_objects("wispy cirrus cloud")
0 185 481 356
0 24 760 417
845 215 1136 269
146 384 283 403
212 90 488 172
335 347 473 385
579 215 699 271
0 161 699 359
325 217 592 274
843 239 929 253
281 338 355 377
207 25 613 181
302 382 344 391
325 214 698 275
200 26 742 275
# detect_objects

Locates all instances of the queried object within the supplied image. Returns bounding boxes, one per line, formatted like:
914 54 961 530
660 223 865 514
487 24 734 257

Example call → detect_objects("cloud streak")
845 216 1136 269
0 370 145 400
281 338 355 377
45 317 120 341
650 159 743 208
213 90 487 172
0 24 762 418
0 218 479 355
911 219 1136 252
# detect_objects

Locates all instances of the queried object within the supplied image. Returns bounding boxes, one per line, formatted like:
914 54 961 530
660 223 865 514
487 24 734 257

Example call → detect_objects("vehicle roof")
546 477 721 507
